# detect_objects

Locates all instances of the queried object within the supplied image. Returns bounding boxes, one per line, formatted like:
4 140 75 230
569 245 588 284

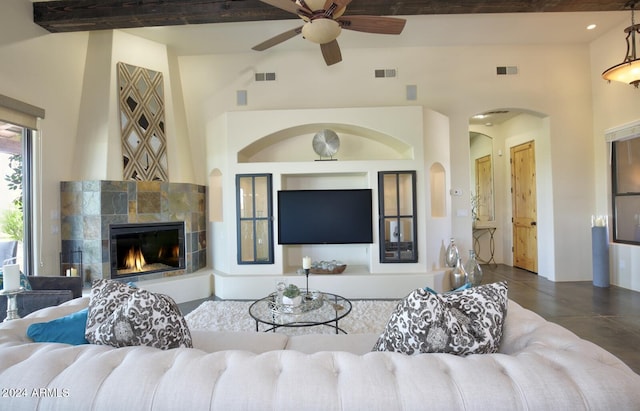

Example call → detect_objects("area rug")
185 299 400 335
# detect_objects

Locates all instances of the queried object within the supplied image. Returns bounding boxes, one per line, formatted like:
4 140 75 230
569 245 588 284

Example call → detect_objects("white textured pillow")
373 281 508 355
86 279 192 349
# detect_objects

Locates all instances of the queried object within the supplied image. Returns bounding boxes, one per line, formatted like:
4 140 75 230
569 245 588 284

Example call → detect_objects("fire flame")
158 245 179 259
124 247 146 271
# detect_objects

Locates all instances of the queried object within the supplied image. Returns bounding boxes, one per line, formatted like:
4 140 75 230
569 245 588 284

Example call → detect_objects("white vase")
282 295 302 306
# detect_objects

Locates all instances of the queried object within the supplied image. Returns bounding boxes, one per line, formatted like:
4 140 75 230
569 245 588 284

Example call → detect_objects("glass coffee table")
249 291 352 334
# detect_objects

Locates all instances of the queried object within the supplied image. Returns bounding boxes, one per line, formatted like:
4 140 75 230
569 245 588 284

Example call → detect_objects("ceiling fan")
252 0 407 66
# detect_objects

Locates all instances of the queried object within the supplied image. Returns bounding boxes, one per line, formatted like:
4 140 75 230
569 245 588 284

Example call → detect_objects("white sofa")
1 296 639 411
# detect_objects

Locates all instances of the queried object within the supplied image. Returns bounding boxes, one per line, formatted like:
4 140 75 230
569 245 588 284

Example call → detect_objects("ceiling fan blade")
338 15 406 35
258 0 308 15
320 40 342 66
252 26 303 51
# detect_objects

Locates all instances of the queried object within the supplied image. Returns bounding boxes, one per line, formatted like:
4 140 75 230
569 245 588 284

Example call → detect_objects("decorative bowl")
310 264 346 275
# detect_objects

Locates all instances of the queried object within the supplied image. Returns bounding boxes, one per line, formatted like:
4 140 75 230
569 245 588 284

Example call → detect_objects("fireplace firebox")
110 222 186 279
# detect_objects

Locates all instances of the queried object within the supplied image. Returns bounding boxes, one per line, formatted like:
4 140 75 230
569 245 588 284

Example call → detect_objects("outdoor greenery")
5 154 22 210
1 153 23 241
1 208 23 242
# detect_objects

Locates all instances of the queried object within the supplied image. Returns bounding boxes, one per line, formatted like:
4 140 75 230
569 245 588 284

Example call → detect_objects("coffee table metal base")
257 322 347 334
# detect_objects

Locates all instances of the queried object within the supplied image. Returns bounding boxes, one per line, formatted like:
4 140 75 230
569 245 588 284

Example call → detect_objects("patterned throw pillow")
85 279 136 338
372 281 508 356
85 279 192 349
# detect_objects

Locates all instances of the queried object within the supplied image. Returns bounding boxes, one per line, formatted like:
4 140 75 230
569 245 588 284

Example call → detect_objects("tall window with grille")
612 136 640 244
378 171 418 263
236 174 274 264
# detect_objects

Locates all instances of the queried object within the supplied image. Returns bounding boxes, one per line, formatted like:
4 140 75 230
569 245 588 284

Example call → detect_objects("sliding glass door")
0 121 34 274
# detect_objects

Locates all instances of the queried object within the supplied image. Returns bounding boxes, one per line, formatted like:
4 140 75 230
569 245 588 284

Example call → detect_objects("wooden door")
511 141 538 273
475 154 493 221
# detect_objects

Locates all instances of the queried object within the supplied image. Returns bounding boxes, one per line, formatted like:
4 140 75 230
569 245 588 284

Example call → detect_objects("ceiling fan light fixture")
299 0 324 10
602 1 640 88
252 0 404 66
302 19 341 44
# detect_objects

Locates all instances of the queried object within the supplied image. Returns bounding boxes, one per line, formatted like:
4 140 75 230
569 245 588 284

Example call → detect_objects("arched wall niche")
237 123 414 163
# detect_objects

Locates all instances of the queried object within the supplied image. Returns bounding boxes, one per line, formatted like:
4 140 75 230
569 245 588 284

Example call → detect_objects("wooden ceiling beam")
34 0 294 33
33 0 630 33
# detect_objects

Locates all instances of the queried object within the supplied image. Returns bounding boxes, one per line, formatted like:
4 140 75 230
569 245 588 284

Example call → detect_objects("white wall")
591 18 640 292
179 42 597 284
0 0 88 275
0 3 199 277
209 106 433 276
74 30 196 183
469 113 555 276
0 1 622 290
468 127 505 265
502 115 556 279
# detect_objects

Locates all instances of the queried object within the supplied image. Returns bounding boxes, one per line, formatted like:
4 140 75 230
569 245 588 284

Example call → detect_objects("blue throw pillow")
0 268 32 291
27 308 89 345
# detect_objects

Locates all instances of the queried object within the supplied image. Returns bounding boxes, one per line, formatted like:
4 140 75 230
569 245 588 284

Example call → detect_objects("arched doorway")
469 108 551 275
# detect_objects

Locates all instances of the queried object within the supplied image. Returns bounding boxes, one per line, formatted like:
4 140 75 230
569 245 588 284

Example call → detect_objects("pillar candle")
302 256 311 269
2 264 21 291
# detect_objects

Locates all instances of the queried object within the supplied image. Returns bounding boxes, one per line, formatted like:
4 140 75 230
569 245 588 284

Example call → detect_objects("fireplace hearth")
110 222 185 279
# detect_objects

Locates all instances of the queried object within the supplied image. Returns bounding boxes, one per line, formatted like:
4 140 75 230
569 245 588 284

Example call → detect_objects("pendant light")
602 1 640 88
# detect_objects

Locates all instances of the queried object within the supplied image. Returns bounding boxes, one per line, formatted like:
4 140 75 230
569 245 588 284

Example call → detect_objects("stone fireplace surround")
60 180 206 283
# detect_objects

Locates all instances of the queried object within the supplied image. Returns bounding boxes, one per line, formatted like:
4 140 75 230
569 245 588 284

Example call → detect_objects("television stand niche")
281 242 371 277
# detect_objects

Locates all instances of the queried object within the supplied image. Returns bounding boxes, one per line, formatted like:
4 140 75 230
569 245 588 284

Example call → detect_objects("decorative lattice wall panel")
117 62 168 181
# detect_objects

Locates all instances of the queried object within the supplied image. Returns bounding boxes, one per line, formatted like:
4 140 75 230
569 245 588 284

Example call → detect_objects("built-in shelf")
282 264 370 276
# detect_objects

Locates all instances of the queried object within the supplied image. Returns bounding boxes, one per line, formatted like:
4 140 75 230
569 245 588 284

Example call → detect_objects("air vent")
375 69 397 78
496 66 518 75
255 72 276 81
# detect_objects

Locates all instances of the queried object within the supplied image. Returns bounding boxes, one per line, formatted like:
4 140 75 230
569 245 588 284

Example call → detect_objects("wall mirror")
469 132 494 222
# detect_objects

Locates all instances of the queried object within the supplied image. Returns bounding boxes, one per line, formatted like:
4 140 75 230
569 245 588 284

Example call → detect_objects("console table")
472 222 497 265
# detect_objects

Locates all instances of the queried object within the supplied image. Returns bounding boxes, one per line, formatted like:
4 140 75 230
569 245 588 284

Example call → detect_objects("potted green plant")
282 284 302 306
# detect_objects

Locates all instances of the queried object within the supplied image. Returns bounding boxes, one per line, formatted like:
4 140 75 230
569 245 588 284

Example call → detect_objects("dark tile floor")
180 264 640 374
483 264 640 374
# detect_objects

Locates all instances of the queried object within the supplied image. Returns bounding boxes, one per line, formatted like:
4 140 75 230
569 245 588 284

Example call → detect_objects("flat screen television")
278 189 373 245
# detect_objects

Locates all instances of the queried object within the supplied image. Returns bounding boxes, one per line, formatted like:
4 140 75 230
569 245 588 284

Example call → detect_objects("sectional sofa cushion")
373 281 508 355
